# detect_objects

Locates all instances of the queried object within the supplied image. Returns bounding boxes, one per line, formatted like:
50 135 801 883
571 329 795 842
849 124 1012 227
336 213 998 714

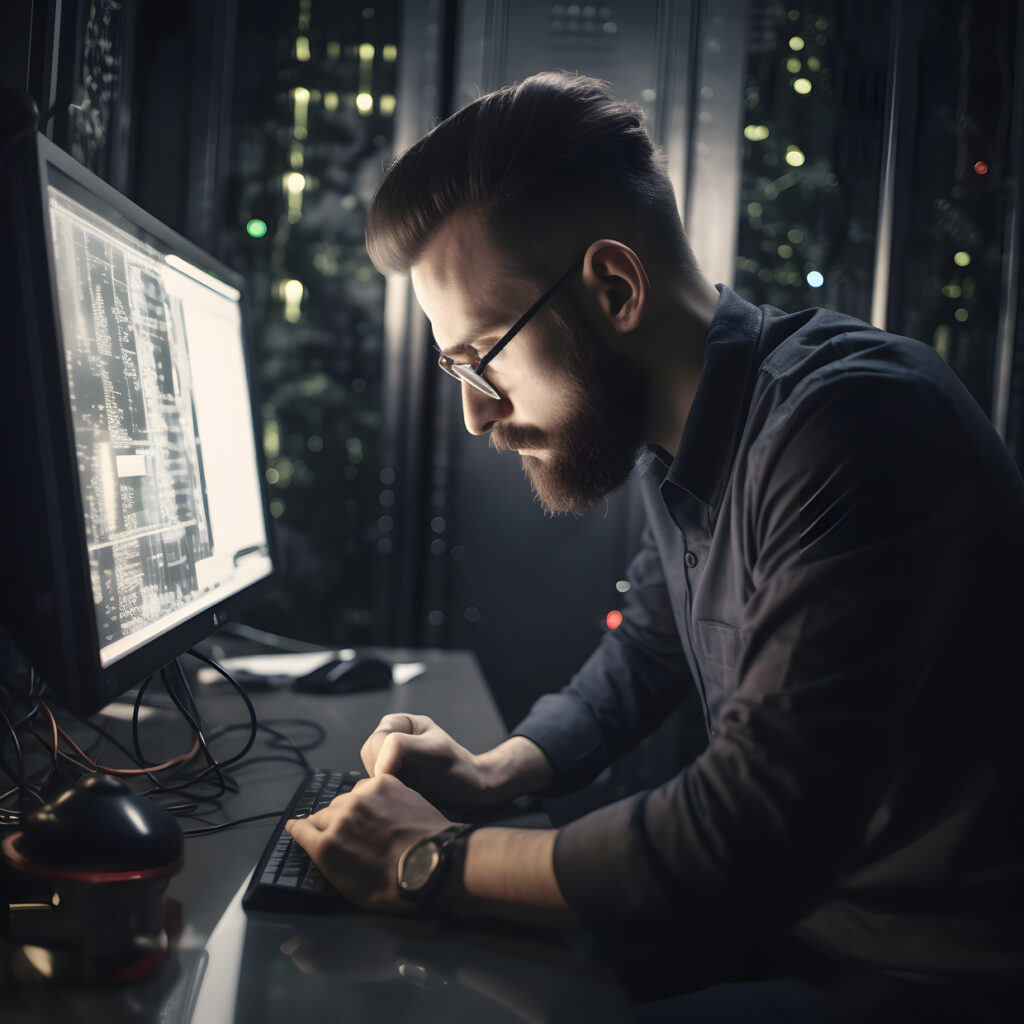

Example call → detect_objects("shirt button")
685 551 698 569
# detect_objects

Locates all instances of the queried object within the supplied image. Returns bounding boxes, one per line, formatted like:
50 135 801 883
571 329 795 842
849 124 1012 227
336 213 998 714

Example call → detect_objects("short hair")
365 71 696 281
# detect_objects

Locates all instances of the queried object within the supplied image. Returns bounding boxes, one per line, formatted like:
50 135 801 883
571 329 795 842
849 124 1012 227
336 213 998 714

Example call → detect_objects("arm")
445 826 581 929
361 717 554 808
362 509 693 806
285 773 580 928
552 373 993 932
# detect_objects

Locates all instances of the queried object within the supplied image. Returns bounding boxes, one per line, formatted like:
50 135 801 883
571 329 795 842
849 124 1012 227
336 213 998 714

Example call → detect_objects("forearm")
475 736 554 804
441 826 582 930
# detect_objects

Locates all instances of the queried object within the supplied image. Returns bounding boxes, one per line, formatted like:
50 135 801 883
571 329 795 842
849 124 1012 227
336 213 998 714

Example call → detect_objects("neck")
641 273 719 454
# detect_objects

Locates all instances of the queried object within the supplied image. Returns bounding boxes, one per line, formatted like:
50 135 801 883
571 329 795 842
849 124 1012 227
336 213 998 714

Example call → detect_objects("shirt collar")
658 284 764 516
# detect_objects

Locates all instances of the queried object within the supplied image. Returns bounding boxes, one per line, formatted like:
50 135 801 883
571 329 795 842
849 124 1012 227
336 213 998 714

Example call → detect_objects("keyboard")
242 768 365 913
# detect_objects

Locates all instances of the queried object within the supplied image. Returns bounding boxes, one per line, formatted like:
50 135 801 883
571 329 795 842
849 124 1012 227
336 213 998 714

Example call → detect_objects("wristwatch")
397 824 477 908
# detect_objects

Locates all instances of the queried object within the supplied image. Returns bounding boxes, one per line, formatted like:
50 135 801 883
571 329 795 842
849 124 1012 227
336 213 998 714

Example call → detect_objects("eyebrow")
440 339 484 361
437 318 507 362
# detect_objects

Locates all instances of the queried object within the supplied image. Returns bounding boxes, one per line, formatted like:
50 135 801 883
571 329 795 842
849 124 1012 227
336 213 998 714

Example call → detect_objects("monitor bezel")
3 133 277 715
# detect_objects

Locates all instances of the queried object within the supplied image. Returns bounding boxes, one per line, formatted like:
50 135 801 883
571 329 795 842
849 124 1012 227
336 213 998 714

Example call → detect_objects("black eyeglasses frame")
435 259 580 400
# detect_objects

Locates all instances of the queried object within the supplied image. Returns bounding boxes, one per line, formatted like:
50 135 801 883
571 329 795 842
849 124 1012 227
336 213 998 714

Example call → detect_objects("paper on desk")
392 662 427 685
195 651 428 686
195 650 351 685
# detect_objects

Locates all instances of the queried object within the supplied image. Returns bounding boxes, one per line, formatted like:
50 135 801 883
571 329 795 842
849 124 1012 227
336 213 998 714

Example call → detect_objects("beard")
489 310 648 516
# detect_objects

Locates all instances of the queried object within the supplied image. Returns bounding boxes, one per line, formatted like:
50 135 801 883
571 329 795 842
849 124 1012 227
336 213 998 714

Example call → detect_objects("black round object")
18 773 183 873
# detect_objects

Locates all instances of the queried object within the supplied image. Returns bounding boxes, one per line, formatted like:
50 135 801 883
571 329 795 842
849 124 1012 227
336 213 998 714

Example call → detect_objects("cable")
182 809 286 838
133 653 257 801
131 673 157 766
203 721 317 773
52 718 201 776
215 622 326 653
0 652 262 825
4 652 326 842
67 710 184 789
0 699 25 791
0 783 29 826
158 651 259 787
35 702 60 775
153 664 228 799
159 716 322 816
184 649 259 765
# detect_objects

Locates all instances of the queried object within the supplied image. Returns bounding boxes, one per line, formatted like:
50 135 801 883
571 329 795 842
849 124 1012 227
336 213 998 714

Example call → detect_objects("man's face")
410 210 647 515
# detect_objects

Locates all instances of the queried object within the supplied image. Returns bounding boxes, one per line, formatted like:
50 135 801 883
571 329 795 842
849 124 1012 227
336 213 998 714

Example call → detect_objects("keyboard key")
243 768 365 913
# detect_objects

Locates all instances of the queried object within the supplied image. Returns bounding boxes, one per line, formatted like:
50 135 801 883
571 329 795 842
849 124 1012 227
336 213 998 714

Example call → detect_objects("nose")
461 381 511 435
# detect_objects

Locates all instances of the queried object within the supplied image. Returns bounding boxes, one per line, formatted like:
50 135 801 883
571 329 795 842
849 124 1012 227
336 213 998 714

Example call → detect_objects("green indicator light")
246 218 268 238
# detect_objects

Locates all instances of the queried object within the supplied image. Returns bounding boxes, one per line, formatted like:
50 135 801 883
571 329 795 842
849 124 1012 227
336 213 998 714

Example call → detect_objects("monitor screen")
0 135 275 714
45 170 273 669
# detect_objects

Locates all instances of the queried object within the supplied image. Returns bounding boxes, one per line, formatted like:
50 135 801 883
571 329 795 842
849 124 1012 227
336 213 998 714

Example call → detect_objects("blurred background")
5 0 1024 804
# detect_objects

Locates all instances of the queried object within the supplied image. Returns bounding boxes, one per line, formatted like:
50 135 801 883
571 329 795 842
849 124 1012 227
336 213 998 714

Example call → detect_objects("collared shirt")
512 285 1024 985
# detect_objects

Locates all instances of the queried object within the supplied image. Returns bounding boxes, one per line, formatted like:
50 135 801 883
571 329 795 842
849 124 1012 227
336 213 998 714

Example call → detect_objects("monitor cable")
0 651 322 839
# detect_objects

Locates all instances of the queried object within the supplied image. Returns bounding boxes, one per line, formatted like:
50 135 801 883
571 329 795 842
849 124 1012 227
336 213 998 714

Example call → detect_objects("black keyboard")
243 768 365 913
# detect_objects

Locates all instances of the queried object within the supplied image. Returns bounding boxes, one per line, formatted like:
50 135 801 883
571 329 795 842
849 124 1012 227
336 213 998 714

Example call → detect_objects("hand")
284 773 452 911
360 714 493 808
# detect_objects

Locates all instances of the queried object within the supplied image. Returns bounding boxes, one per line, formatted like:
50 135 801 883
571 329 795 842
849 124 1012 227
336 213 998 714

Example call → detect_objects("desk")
1 649 634 1023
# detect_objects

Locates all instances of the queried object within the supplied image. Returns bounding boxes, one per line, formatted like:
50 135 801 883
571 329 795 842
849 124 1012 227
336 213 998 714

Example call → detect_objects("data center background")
6 0 1024 806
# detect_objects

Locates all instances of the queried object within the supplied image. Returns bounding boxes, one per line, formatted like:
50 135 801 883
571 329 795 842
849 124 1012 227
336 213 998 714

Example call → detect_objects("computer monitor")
1 134 276 716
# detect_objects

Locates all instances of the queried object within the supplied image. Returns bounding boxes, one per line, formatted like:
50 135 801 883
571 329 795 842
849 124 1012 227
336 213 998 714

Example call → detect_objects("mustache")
489 424 551 452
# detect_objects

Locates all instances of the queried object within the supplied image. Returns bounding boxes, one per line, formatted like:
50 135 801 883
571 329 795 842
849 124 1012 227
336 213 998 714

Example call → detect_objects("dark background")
5 0 1024 807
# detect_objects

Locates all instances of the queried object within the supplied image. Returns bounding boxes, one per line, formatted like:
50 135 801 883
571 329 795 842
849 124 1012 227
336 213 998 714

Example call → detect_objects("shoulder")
740 338 981 559
747 320 975 473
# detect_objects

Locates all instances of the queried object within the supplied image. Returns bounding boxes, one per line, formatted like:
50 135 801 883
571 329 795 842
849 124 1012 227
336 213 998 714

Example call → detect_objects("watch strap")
397 823 477 907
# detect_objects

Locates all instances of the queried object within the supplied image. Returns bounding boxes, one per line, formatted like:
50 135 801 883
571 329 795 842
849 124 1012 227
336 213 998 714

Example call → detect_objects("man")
286 72 1024 1019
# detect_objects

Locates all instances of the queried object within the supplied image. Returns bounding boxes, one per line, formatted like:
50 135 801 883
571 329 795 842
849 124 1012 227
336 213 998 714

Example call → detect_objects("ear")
581 239 650 334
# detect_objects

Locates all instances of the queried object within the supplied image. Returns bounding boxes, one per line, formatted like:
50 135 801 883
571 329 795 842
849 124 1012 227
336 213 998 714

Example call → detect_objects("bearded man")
286 72 1024 1022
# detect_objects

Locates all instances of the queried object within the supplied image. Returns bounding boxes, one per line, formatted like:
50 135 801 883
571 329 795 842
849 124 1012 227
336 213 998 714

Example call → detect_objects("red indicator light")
973 161 989 175
605 610 623 630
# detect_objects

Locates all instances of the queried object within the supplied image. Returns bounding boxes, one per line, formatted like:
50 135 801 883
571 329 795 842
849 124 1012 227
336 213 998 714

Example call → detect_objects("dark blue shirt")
513 286 1024 986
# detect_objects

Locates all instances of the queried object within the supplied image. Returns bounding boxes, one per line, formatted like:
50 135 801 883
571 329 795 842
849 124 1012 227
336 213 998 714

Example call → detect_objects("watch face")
400 839 441 893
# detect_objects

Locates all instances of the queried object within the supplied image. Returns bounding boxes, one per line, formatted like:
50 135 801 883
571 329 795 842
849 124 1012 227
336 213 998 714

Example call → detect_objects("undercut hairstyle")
365 71 698 282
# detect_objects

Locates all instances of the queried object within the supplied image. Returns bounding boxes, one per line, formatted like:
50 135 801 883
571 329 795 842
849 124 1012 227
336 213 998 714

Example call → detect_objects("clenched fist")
360 713 495 808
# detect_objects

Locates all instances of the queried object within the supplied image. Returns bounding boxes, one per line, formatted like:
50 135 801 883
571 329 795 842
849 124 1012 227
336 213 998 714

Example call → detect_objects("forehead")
410 209 534 348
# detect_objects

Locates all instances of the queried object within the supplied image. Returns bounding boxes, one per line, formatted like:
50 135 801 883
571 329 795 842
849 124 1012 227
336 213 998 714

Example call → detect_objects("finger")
331 783 361 805
373 730 408 778
361 715 416 775
373 713 415 736
360 730 388 776
286 815 325 844
375 713 434 737
284 817 315 855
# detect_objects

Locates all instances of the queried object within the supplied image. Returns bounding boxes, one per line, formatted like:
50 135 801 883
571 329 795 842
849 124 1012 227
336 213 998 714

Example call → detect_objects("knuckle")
378 732 406 764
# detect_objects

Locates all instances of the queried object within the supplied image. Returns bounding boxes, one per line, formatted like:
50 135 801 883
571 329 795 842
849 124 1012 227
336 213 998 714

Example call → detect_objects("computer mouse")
8 773 183 874
292 656 393 694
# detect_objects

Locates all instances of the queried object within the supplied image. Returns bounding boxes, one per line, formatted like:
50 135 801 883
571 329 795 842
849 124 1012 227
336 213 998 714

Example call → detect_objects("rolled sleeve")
553 791 674 928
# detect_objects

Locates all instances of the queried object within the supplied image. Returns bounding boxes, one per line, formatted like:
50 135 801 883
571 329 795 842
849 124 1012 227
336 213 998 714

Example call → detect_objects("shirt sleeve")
511 516 694 796
553 371 987 930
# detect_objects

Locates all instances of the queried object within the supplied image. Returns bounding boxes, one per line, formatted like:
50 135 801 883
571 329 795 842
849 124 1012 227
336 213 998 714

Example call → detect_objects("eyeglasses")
435 260 579 400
